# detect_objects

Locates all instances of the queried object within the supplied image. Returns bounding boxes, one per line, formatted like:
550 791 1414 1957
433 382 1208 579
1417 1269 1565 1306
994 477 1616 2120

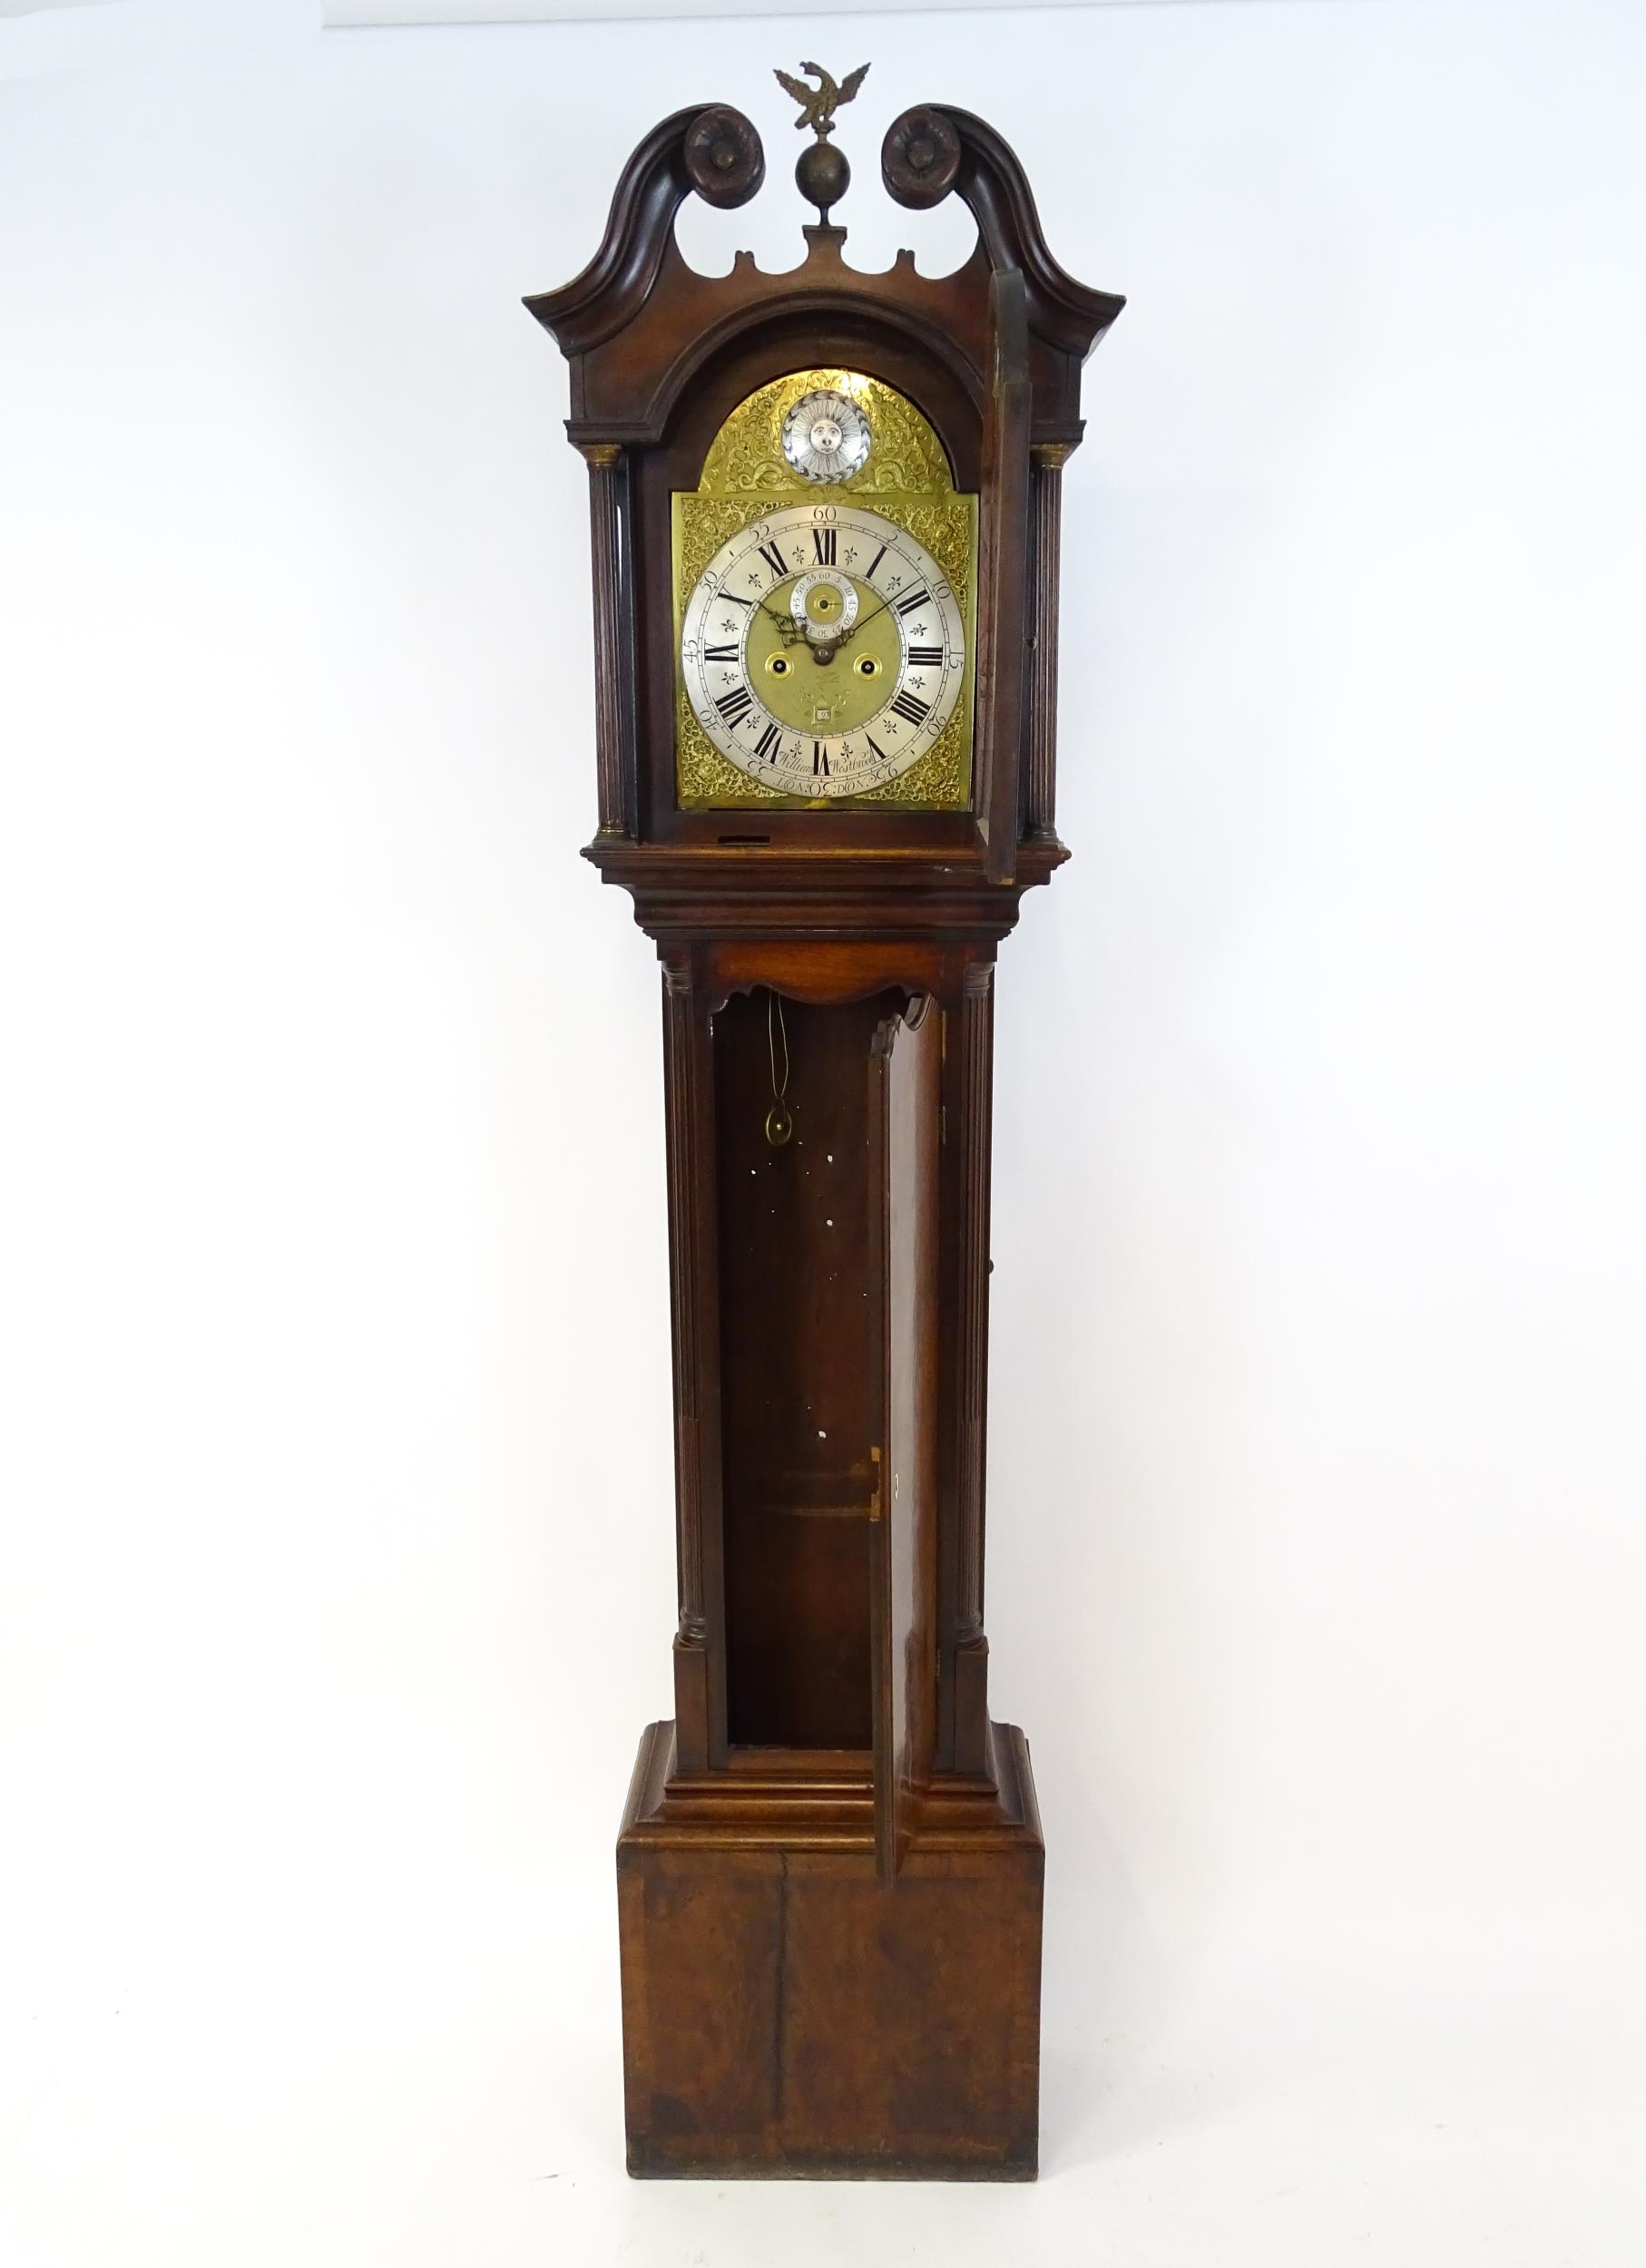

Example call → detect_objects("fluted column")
1027 441 1073 841
660 954 717 1769
581 443 632 838
952 959 996 1773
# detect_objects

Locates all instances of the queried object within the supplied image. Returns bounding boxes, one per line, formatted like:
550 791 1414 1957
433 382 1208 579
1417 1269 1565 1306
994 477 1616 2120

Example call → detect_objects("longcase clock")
527 73 1122 2179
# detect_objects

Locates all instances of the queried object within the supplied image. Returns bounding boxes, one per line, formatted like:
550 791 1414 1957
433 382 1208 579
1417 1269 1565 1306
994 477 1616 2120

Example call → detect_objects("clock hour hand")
757 588 806 643
724 585 805 641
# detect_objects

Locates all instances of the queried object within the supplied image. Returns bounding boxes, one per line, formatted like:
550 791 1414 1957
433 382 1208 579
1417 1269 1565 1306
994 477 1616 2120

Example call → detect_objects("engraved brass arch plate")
673 368 977 811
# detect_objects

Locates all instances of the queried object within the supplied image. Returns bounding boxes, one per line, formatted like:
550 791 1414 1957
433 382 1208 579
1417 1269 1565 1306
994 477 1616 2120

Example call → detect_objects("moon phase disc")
781 390 871 484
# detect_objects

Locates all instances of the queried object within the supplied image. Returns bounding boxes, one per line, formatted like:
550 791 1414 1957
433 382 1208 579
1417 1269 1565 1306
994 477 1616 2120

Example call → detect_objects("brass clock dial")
680 503 967 800
672 367 975 809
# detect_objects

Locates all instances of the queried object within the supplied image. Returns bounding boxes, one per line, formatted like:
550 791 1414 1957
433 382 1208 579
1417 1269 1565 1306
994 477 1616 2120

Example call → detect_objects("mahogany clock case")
528 93 1122 2179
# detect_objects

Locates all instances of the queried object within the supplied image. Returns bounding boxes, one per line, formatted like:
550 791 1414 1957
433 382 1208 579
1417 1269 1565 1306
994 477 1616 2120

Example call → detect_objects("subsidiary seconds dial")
680 503 966 801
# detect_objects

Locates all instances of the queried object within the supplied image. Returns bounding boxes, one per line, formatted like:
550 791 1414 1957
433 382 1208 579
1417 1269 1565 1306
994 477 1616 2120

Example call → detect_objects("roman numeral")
702 642 739 661
811 526 837 565
722 592 753 608
866 545 887 582
812 743 829 777
890 689 932 727
867 735 891 764
894 586 930 617
754 721 781 764
906 645 944 668
757 543 788 581
715 686 752 726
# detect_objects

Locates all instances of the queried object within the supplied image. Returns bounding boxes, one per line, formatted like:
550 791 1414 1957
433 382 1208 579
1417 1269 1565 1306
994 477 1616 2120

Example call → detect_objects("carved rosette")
881 106 961 210
681 105 764 209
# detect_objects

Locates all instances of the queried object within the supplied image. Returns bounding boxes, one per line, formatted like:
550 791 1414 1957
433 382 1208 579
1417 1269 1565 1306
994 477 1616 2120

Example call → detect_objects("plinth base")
615 1719 1044 2180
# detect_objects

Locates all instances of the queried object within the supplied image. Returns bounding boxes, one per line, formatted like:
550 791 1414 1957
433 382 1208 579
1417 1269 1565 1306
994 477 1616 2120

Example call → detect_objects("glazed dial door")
680 503 967 801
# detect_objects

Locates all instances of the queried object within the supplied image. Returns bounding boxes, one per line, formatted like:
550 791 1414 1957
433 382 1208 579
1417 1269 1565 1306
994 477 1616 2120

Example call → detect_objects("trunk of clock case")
618 965 1041 2176
600 716 1044 2176
653 941 1001 1784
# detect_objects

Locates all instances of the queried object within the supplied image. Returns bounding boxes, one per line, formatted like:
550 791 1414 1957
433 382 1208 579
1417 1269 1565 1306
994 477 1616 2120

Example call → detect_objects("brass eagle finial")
774 61 871 143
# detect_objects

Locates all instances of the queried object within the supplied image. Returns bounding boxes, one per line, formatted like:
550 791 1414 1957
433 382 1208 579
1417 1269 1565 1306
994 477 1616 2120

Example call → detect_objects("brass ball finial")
774 60 870 222
797 138 850 223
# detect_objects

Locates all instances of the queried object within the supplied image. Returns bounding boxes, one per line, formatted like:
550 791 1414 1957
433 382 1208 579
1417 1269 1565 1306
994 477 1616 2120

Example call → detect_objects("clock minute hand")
834 588 894 651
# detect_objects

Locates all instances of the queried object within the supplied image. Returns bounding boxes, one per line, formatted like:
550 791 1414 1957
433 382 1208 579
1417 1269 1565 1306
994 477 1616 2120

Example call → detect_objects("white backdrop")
4 3 1644 2262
